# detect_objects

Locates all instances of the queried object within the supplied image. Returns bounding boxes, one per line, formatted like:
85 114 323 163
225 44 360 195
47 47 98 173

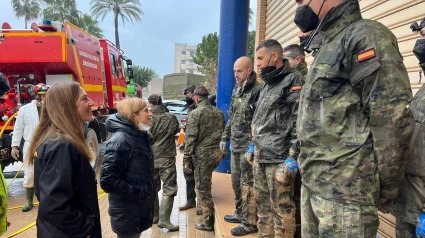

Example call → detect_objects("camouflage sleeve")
250 84 261 114
221 99 233 143
287 75 302 160
148 117 158 144
172 114 179 135
349 31 414 203
184 111 199 157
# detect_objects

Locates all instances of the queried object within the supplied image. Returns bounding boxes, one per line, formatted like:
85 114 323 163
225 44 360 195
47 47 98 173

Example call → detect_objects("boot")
158 196 179 231
224 211 242 223
231 225 258 236
22 187 34 212
153 194 159 224
195 215 214 231
179 181 196 210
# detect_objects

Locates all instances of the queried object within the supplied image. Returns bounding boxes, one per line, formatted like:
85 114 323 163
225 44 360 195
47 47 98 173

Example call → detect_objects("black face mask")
294 0 325 33
260 55 279 84
261 55 276 75
185 97 194 105
413 39 425 64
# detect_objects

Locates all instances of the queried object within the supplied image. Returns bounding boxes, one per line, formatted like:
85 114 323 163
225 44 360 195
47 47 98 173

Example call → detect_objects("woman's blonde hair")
29 81 95 164
116 98 147 128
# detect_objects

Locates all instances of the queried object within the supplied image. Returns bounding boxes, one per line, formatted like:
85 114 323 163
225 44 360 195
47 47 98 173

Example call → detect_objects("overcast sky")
0 1 257 77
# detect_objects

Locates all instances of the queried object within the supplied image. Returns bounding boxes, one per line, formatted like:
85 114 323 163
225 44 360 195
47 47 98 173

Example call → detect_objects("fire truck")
0 20 139 170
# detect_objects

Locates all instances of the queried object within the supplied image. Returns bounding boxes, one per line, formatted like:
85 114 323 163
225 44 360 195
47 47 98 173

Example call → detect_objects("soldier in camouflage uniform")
220 56 261 236
183 86 225 231
251 39 303 238
148 94 180 232
179 85 198 211
294 0 415 237
283 44 308 79
394 22 425 238
283 43 307 237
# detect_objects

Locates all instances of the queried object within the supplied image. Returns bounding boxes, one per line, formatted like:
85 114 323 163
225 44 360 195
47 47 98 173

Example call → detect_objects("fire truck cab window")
110 53 118 76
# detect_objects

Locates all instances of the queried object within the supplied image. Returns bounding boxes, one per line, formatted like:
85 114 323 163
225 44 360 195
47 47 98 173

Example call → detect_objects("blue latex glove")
248 143 255 154
417 213 425 237
284 158 298 172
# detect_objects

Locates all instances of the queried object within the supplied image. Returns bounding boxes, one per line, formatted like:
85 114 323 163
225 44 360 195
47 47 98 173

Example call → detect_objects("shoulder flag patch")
291 85 302 91
357 48 375 62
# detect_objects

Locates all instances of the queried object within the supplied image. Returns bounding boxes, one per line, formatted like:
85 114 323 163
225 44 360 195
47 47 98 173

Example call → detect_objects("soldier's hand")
245 143 255 165
245 152 253 165
276 158 298 185
219 142 227 153
416 213 425 237
11 147 19 160
183 156 193 174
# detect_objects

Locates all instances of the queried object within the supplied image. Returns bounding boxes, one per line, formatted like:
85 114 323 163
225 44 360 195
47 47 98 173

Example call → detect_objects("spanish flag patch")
357 48 375 62
291 85 302 91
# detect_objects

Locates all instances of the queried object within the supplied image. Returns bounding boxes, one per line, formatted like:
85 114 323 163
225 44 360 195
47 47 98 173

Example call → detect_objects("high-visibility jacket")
0 169 8 235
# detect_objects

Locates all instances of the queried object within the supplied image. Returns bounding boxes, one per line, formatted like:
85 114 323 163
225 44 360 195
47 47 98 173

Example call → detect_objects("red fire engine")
0 20 138 169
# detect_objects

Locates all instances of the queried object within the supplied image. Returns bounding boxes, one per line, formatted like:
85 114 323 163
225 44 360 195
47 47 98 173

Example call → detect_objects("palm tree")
90 0 143 48
81 14 104 38
42 0 81 26
249 8 254 26
11 0 41 29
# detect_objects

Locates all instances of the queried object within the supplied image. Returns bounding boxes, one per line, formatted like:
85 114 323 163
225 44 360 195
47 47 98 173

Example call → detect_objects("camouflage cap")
183 85 196 95
148 94 162 105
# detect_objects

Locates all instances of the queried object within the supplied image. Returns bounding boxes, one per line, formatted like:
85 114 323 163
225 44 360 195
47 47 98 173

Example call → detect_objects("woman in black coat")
29 81 102 238
100 98 155 238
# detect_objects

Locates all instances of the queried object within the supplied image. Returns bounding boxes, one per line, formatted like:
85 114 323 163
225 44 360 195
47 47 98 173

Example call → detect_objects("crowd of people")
0 0 425 238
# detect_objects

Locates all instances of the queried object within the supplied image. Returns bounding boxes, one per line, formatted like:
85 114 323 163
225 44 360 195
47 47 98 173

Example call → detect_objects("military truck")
162 73 205 100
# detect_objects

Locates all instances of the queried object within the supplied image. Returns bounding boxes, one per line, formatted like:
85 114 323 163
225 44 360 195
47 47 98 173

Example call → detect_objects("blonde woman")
29 81 101 238
100 98 155 238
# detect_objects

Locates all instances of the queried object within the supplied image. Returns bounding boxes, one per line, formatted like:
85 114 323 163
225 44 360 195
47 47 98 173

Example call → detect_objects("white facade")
174 43 203 75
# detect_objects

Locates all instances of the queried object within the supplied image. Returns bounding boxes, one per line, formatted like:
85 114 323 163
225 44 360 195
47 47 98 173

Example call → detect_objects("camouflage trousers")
153 157 178 197
396 219 417 238
253 154 296 238
193 150 222 224
301 185 379 238
230 152 257 227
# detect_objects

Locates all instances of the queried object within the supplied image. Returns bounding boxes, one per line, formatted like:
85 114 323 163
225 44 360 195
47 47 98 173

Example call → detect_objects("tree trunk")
114 12 120 48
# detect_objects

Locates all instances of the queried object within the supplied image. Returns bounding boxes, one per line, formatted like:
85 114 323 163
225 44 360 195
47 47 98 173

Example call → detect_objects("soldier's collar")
321 0 362 43
296 61 307 72
196 99 210 107
150 104 168 113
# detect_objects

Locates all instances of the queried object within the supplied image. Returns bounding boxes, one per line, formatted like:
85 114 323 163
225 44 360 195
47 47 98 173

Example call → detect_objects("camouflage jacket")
149 105 179 158
181 103 196 146
394 83 425 223
252 62 303 163
394 39 425 222
184 99 225 157
297 0 415 206
221 71 262 153
295 61 308 79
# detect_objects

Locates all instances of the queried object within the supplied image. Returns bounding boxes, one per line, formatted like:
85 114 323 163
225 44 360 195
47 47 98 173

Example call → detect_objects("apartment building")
174 43 203 75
